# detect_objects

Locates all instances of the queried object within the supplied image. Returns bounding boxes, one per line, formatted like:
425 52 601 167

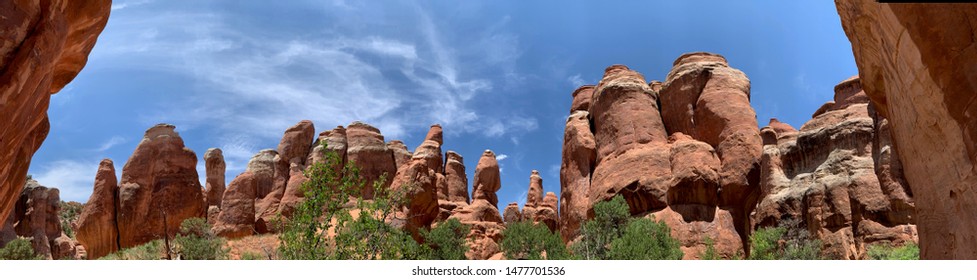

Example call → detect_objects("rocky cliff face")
0 180 78 259
0 0 111 227
75 159 119 259
506 171 558 232
559 54 756 259
754 77 916 259
448 150 506 260
835 0 977 259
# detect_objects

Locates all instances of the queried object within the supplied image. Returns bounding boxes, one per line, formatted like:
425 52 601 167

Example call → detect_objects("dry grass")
226 234 280 260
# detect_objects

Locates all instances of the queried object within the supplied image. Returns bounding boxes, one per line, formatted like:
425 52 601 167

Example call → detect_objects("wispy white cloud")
93 3 529 145
496 154 509 161
33 160 99 203
568 74 586 87
111 0 153 11
94 136 126 152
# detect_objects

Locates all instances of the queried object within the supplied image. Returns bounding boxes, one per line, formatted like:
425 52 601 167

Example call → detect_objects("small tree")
607 218 683 260
421 218 470 260
174 217 228 260
500 221 570 260
572 195 631 260
0 237 42 260
278 142 423 260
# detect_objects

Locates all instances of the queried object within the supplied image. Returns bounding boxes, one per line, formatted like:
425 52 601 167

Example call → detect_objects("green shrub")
500 221 570 260
174 217 228 260
421 218 470 260
749 219 821 260
572 195 631 260
699 236 720 260
0 237 42 260
607 218 683 260
59 201 83 238
100 240 164 260
240 251 265 260
867 242 919 260
278 143 423 260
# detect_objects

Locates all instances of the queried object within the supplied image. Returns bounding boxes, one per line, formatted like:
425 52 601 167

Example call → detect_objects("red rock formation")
0 0 111 227
2 180 76 259
308 126 348 168
660 52 761 247
75 159 119 259
255 120 315 232
204 148 226 209
437 151 469 221
449 150 505 260
835 0 977 259
214 149 277 239
389 125 443 238
559 109 596 242
345 122 397 199
388 141 412 170
589 65 672 213
515 171 558 232
502 203 521 224
754 77 916 259
116 124 206 249
560 59 755 257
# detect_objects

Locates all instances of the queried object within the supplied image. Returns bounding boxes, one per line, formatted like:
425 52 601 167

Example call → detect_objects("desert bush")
699 236 720 260
174 217 228 260
607 218 683 260
100 240 164 260
59 201 83 238
278 143 422 260
0 237 42 260
867 242 919 260
240 251 264 260
572 195 630 260
749 219 821 260
421 218 470 260
500 221 570 260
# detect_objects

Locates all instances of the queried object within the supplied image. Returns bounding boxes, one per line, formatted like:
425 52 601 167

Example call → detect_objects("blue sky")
30 0 858 208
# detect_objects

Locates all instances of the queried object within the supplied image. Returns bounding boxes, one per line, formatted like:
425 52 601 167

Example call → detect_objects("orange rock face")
204 148 226 209
2 180 75 259
836 0 977 259
449 150 505 260
560 57 754 257
389 125 443 239
214 149 277 239
0 0 111 227
116 124 206 248
75 159 119 259
754 77 916 259
345 122 398 199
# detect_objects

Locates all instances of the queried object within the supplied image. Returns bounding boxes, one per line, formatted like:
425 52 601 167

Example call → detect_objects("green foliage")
100 240 164 260
278 142 422 260
421 218 470 260
749 219 822 260
500 221 570 260
572 195 631 260
867 242 919 260
241 251 265 260
607 218 683 260
699 236 720 260
0 237 43 260
59 201 83 238
174 218 228 260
